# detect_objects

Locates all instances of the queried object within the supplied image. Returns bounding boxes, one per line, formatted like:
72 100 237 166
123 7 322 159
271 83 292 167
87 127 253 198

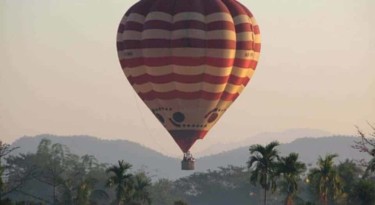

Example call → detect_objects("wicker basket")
181 160 195 170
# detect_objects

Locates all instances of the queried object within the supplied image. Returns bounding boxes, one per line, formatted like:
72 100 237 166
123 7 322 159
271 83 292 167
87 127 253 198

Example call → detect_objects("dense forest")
0 126 374 205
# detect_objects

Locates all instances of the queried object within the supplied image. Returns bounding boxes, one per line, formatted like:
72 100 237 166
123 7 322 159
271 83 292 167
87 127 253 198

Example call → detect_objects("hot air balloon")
116 0 261 170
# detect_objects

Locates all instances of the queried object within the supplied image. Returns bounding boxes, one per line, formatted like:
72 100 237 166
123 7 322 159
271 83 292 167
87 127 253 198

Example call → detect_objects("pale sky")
1 0 374 156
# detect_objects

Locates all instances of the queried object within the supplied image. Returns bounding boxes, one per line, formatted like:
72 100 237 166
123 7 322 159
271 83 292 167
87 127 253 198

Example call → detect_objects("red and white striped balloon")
117 0 261 153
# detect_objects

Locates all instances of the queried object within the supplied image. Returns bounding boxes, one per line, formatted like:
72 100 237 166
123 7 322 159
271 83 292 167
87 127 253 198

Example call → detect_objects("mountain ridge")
9 134 369 179
195 128 332 156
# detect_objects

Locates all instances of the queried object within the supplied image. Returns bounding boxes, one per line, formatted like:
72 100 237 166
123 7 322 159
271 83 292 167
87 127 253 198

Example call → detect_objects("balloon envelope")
117 0 261 152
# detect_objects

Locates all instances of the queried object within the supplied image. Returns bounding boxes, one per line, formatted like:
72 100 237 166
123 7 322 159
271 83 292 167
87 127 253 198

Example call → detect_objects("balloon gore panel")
117 0 261 152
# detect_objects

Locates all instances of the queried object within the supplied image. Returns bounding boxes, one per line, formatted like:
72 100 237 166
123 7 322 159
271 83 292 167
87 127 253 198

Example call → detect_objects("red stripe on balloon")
127 73 252 85
235 24 254 33
119 21 256 34
250 60 258 70
117 39 260 51
253 25 260 34
129 73 227 84
121 57 257 68
233 58 257 68
118 39 239 50
121 57 235 68
138 90 240 101
253 43 261 52
143 21 236 31
170 130 207 152
118 24 126 33
122 22 144 31
243 77 251 86
206 21 235 31
221 91 240 101
228 75 250 85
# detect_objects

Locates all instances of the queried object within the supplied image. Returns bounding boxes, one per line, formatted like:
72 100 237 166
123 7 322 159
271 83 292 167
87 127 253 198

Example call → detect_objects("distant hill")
195 128 331 156
10 135 182 179
10 134 370 179
197 136 370 171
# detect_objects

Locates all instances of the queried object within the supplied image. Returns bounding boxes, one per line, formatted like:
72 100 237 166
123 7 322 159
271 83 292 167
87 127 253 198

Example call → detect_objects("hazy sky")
1 0 374 156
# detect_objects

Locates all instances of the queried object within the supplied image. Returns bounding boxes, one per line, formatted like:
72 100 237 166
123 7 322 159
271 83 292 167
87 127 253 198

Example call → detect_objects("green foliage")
5 138 109 204
106 160 134 205
131 172 152 205
0 198 12 205
307 154 343 205
3 137 375 205
248 141 280 205
174 200 188 205
105 161 153 205
336 159 363 193
172 166 259 205
0 140 19 201
0 162 4 195
353 124 375 179
149 179 177 205
348 179 375 204
276 153 306 205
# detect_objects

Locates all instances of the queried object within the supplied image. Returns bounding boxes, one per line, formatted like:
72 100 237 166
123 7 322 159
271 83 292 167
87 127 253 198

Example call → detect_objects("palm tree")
75 180 92 205
353 124 375 179
74 179 109 205
348 179 375 204
174 200 188 205
0 141 19 201
308 154 342 205
336 159 363 194
106 160 133 205
131 172 152 205
363 152 375 179
276 153 306 205
248 141 280 205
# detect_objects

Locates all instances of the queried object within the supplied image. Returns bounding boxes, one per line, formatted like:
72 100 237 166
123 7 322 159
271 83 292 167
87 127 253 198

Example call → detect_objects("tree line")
0 125 374 205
